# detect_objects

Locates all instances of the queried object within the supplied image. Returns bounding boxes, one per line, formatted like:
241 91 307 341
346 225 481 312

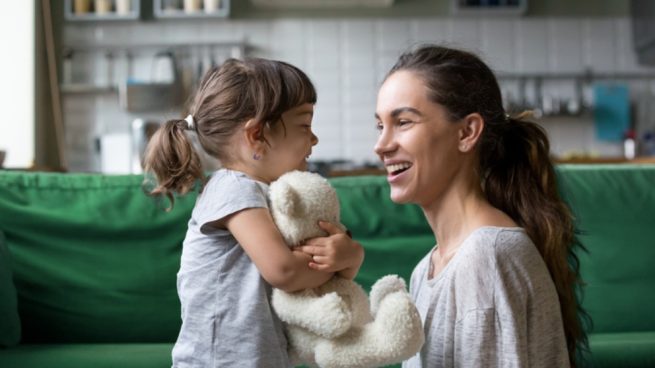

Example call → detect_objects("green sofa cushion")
0 343 173 368
0 172 196 343
0 230 21 347
586 332 655 368
556 165 655 334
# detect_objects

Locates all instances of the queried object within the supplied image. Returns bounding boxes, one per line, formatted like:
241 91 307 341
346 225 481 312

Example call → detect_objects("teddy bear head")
269 170 345 246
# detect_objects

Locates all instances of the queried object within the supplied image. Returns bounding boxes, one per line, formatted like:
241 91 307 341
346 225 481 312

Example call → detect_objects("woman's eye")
399 120 412 126
375 122 383 131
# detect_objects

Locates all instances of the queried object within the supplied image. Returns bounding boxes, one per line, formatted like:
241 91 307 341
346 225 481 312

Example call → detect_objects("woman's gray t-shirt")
172 169 289 367
403 227 569 368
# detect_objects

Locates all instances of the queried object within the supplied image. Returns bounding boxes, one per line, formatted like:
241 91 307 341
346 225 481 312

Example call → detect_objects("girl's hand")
295 221 364 280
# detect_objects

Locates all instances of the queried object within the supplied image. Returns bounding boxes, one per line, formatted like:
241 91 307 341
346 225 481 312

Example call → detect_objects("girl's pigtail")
143 118 205 210
480 113 589 367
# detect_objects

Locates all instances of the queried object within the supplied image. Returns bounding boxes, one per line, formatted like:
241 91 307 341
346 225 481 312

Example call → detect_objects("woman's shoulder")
454 226 539 278
464 226 533 257
461 226 551 288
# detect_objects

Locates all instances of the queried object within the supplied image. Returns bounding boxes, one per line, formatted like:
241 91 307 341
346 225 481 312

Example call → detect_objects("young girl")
144 58 364 367
374 45 588 367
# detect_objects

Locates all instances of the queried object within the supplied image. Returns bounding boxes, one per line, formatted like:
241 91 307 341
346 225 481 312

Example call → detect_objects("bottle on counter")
642 131 655 157
623 129 636 160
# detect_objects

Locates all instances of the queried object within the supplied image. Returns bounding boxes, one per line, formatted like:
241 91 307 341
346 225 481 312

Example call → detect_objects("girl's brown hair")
143 58 317 208
388 45 589 366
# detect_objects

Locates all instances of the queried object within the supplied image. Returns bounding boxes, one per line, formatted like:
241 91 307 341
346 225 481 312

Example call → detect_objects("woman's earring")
253 152 261 160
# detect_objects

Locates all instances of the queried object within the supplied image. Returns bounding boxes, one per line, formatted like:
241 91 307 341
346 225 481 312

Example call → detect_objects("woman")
374 45 588 367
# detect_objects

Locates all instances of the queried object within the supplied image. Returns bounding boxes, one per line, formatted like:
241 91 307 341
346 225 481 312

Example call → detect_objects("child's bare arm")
223 207 333 292
296 221 365 280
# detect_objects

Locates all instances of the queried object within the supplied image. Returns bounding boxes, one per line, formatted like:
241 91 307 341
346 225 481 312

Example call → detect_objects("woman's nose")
374 128 394 158
311 132 319 146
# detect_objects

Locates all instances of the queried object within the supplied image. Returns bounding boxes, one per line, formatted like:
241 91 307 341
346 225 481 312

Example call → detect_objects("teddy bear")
269 170 424 368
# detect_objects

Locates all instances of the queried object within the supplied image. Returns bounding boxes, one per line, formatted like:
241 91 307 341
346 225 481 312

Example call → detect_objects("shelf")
64 0 141 21
153 0 230 19
62 41 245 53
61 84 117 94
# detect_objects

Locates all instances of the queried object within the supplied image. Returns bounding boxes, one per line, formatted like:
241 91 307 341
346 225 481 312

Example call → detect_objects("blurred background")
1 0 655 174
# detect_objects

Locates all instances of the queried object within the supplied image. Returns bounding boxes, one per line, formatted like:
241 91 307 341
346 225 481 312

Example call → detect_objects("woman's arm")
224 207 333 292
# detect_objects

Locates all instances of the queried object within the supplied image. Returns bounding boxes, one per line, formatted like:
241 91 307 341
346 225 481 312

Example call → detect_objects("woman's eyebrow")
391 107 423 118
374 107 424 121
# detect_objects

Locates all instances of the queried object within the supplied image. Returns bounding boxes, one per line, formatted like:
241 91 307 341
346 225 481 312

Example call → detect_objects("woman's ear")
458 113 484 152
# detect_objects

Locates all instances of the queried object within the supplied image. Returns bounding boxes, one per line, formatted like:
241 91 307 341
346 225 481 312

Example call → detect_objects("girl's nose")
311 132 319 146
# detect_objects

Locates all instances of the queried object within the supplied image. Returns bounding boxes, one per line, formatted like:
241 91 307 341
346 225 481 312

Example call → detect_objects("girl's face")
262 103 318 182
374 70 464 206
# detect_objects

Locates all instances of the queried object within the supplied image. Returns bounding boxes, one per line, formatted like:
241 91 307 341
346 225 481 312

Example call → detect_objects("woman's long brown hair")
388 45 589 366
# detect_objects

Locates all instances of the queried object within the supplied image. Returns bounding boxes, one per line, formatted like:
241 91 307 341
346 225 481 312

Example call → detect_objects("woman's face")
374 70 464 206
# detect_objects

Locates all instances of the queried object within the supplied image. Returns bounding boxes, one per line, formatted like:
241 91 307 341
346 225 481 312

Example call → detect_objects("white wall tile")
516 19 549 73
480 19 515 73
411 19 450 45
448 19 481 53
549 19 584 73
307 21 341 71
583 19 617 72
615 17 643 72
376 20 412 55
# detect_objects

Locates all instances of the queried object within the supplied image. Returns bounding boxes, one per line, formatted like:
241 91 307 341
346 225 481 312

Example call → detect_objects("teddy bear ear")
274 181 300 217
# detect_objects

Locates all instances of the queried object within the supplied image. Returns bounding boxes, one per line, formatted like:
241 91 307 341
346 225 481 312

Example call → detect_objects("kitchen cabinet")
153 0 230 19
65 0 141 21
451 0 527 15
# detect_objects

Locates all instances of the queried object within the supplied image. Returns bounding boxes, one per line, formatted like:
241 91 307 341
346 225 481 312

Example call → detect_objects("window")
0 2 35 168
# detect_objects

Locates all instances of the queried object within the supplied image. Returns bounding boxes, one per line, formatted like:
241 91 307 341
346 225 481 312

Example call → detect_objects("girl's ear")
243 119 265 151
458 113 484 152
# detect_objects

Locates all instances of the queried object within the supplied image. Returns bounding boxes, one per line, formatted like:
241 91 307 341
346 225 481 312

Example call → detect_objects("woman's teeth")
386 162 412 175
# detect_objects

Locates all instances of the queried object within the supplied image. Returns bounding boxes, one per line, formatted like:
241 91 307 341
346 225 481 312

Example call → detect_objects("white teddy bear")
269 170 424 368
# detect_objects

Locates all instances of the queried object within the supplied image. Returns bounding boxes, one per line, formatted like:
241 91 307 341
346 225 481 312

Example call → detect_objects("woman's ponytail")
143 118 204 210
480 113 589 367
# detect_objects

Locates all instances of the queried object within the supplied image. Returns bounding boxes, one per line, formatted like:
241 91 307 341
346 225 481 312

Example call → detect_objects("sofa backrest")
556 164 655 334
1 165 653 343
0 172 196 343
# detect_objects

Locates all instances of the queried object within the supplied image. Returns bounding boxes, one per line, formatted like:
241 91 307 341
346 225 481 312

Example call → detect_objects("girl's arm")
296 221 365 280
223 207 333 292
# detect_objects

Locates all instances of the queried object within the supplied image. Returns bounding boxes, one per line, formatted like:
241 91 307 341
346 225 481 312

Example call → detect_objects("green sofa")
0 164 653 367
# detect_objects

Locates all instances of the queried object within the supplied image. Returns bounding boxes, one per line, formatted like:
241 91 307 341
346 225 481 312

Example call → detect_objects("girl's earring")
253 152 261 161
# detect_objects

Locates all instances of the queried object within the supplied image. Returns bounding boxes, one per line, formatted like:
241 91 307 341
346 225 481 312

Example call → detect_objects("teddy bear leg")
321 277 372 327
368 274 407 316
287 325 320 367
272 288 353 338
314 291 424 368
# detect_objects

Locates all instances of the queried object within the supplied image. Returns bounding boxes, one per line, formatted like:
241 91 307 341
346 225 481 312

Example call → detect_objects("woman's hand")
295 221 364 280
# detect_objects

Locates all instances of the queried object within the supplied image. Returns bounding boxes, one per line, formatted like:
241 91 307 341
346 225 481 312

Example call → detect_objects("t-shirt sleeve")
455 307 530 368
192 173 269 233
